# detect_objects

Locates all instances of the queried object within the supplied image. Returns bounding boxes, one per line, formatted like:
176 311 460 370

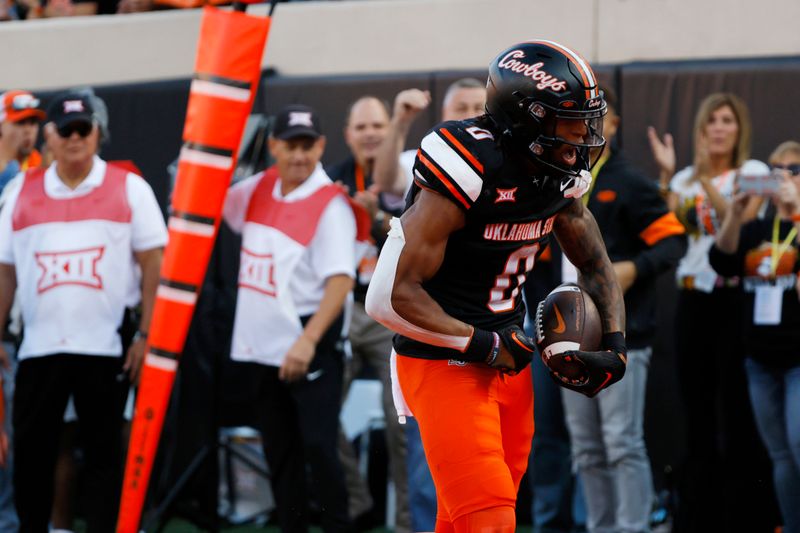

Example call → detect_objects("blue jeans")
744 358 800 533
562 347 654 533
529 353 586 533
405 417 436 532
0 341 18 532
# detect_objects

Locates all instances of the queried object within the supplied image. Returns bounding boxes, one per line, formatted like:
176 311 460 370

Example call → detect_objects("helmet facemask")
516 95 607 177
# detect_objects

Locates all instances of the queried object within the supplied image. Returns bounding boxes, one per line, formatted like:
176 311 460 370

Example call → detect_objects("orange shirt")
20 149 42 171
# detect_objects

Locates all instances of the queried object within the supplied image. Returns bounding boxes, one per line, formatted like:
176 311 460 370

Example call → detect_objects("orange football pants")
396 354 534 529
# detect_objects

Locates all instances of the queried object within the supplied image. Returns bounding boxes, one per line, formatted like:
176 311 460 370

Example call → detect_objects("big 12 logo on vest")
35 246 105 293
239 247 277 297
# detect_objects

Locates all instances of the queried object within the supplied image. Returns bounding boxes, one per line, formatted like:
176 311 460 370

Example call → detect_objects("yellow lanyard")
583 150 611 206
771 215 798 276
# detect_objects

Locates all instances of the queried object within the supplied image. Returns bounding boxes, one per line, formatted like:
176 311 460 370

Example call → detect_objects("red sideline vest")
230 168 348 367
11 164 133 360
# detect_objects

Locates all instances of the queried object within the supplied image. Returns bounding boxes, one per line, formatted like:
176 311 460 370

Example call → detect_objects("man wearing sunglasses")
0 92 167 532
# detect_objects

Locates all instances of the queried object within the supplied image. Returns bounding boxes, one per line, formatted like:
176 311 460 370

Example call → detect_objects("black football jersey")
395 117 573 359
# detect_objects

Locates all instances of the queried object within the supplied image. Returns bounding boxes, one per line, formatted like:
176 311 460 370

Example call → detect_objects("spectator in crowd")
0 89 46 533
0 91 165 532
372 77 486 199
223 104 357 533
0 91 45 184
44 87 136 533
710 140 800 533
648 93 777 532
370 77 486 533
561 85 686 533
326 95 410 532
522 243 587 533
0 0 26 19
6 0 107 18
115 0 151 13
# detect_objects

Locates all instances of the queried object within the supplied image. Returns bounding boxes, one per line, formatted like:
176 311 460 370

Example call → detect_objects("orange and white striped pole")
116 4 271 531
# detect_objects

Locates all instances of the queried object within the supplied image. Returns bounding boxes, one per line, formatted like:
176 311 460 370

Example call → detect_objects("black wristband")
485 332 501 366
601 331 626 356
460 327 495 362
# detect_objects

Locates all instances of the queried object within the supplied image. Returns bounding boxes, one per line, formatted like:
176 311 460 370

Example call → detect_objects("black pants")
673 288 778 532
246 316 351 533
13 354 129 533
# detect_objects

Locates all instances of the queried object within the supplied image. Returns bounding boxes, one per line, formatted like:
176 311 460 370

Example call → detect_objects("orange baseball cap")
0 90 46 123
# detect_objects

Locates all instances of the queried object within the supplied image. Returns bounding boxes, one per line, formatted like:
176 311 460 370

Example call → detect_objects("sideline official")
0 92 166 532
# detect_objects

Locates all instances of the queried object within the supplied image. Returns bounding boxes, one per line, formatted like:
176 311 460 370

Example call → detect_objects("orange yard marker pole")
116 4 271 531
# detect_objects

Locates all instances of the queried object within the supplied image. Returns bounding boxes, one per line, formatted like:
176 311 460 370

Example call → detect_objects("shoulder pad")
412 121 494 210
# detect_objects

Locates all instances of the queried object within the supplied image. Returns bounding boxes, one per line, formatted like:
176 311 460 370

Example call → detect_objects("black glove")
495 325 535 374
545 332 627 398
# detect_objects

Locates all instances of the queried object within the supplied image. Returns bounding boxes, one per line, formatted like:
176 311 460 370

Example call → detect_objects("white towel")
390 350 413 424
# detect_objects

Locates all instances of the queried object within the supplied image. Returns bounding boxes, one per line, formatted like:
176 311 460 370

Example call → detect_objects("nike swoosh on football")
559 179 572 192
553 304 566 334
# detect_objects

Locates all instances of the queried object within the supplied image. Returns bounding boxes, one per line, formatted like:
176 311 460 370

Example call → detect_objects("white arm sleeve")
365 217 471 351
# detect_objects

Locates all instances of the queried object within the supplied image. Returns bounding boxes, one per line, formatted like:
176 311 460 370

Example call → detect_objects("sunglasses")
11 94 40 111
57 121 93 138
770 163 800 176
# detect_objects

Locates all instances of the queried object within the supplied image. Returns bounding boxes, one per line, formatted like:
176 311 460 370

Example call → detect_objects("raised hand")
392 89 431 126
647 126 676 178
693 134 712 181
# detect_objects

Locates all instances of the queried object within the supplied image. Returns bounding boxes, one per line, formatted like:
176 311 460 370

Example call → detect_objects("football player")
366 40 627 532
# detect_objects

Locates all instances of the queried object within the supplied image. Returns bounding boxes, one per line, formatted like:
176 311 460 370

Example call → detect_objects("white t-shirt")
0 157 167 359
224 164 356 315
670 159 769 291
225 164 356 366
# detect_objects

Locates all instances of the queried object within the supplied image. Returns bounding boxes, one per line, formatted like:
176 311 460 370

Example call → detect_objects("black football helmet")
486 40 606 177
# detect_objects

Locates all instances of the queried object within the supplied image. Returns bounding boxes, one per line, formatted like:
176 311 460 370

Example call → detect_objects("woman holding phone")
647 93 774 531
710 141 800 533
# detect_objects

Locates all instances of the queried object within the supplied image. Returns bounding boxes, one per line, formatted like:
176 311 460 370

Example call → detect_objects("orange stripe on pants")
396 355 534 524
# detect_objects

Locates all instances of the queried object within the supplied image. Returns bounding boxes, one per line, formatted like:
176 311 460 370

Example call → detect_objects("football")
534 283 602 378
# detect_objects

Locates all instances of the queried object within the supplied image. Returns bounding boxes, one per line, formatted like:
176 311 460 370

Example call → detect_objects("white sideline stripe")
420 132 483 202
179 146 233 170
157 285 197 305
168 216 215 237
146 353 178 372
190 79 250 103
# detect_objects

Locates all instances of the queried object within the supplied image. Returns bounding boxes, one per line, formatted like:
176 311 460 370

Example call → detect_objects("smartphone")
738 170 781 195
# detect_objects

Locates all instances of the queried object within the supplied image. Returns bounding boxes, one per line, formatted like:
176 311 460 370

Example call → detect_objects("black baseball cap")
46 92 95 130
272 104 322 140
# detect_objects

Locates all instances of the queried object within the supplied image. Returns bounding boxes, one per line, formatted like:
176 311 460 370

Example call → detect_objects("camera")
738 169 782 195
